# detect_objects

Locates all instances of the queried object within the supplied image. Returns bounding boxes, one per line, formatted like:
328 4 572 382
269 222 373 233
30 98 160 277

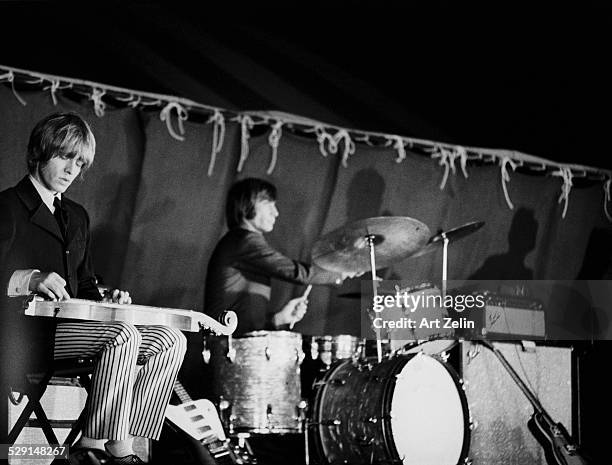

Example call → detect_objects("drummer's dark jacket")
179 227 341 400
0 176 101 382
204 227 341 335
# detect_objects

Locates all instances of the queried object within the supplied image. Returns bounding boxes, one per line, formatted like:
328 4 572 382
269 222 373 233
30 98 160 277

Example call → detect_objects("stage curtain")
1 87 610 338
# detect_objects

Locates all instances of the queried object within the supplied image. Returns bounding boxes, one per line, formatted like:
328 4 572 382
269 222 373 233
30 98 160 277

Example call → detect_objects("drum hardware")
357 435 375 446
202 338 211 364
296 348 305 364
217 397 235 434
410 220 485 259
469 416 479 431
356 361 374 372
367 374 385 383
312 216 431 364
410 221 485 298
312 419 341 427
296 400 308 429
227 336 236 362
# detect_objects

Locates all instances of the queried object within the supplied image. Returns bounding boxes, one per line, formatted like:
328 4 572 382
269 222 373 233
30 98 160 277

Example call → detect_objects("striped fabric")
54 321 186 440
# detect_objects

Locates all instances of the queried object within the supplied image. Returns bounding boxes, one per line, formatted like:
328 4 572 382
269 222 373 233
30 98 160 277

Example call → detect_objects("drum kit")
206 216 484 465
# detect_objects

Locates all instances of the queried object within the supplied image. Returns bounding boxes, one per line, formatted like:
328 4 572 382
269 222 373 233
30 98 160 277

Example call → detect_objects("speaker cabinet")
460 341 572 465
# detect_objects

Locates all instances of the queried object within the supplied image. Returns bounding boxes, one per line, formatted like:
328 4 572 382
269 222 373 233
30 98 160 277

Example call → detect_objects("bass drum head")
311 353 469 465
391 353 467 465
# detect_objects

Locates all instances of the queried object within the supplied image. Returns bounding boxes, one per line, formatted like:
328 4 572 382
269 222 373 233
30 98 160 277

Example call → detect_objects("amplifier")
457 293 545 340
460 341 573 465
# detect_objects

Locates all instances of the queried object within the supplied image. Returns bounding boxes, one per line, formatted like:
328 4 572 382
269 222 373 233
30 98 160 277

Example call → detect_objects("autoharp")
22 296 237 335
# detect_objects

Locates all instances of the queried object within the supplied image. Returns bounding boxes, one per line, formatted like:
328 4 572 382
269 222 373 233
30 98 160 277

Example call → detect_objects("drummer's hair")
226 178 277 229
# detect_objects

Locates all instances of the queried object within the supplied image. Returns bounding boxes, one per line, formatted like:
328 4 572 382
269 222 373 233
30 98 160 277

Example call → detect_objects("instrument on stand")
479 341 589 465
22 296 237 335
165 380 257 465
411 221 484 298
312 216 430 275
312 216 430 362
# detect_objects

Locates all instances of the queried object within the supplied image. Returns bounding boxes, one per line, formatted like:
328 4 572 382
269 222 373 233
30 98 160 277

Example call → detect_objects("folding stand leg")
7 371 53 444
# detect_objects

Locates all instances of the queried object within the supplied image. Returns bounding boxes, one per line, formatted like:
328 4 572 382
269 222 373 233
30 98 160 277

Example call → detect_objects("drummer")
204 177 353 335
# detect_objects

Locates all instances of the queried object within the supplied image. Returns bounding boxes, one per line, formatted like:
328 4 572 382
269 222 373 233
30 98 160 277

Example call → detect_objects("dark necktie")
53 196 67 239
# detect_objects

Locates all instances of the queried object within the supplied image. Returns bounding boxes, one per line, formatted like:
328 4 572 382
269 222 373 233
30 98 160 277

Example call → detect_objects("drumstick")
289 285 312 330
302 284 313 300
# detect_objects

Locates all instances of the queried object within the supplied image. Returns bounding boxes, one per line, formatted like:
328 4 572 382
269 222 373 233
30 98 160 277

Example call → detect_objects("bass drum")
311 353 470 465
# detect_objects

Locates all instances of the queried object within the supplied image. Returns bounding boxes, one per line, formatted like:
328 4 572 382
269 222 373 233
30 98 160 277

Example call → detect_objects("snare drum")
311 353 470 465
208 330 304 434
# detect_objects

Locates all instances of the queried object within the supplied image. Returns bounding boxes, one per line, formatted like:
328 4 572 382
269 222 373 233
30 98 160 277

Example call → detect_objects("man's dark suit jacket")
180 227 340 400
205 228 340 335
0 176 101 381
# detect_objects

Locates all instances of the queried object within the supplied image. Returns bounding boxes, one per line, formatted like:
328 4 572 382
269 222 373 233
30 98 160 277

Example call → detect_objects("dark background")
1 0 610 171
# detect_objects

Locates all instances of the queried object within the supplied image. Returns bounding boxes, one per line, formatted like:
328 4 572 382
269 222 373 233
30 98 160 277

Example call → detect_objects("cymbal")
312 216 430 273
410 221 485 258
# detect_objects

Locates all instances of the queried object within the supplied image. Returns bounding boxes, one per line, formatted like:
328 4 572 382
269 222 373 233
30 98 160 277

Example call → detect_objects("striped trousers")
54 321 186 441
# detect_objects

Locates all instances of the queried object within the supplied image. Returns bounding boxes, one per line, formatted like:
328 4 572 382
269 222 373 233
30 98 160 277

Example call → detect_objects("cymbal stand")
366 234 382 363
441 233 449 299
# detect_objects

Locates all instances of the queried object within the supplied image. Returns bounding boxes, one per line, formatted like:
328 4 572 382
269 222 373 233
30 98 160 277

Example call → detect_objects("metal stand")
366 234 382 363
304 419 310 465
441 233 449 299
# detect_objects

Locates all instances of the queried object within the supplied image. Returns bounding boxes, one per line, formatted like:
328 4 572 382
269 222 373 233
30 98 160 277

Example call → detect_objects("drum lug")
310 341 319 360
226 347 236 363
319 419 341 426
218 397 234 433
296 400 308 418
356 435 374 447
330 378 346 386
295 400 308 432
265 347 271 360
357 362 373 372
312 379 327 389
296 348 305 364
